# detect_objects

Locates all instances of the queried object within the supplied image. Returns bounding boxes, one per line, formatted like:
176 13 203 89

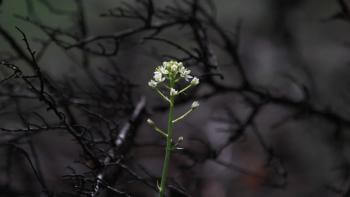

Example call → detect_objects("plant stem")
159 80 175 197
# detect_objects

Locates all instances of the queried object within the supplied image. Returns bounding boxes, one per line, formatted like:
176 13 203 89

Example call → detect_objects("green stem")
159 80 175 197
172 108 193 123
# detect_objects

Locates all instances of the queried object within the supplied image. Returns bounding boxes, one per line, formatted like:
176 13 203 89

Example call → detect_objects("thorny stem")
159 78 175 197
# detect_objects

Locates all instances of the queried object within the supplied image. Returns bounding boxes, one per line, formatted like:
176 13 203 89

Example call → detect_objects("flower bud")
171 64 178 72
191 77 199 86
147 118 155 126
170 88 178 96
191 101 199 109
178 136 184 141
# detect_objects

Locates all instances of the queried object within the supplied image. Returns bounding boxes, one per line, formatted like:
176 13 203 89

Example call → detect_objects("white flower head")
148 80 158 88
153 71 165 82
191 101 200 109
158 66 169 75
179 67 192 81
179 67 190 76
170 88 178 96
149 60 200 95
191 77 199 86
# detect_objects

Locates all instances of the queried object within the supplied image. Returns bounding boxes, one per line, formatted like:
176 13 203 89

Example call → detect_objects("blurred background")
1 0 350 196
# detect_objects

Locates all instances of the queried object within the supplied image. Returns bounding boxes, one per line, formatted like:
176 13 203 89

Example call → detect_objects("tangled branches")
1 0 350 196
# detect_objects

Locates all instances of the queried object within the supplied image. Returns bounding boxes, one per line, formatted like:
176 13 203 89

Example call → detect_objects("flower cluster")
148 60 199 89
148 60 200 123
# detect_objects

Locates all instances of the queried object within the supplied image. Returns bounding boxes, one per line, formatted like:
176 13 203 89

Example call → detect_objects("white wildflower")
178 66 192 81
163 61 171 69
158 66 169 75
170 88 178 96
148 80 158 88
179 67 190 77
190 77 199 86
191 101 200 109
154 71 165 82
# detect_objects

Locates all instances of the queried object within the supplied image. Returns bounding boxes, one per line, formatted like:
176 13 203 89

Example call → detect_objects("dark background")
1 0 350 196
